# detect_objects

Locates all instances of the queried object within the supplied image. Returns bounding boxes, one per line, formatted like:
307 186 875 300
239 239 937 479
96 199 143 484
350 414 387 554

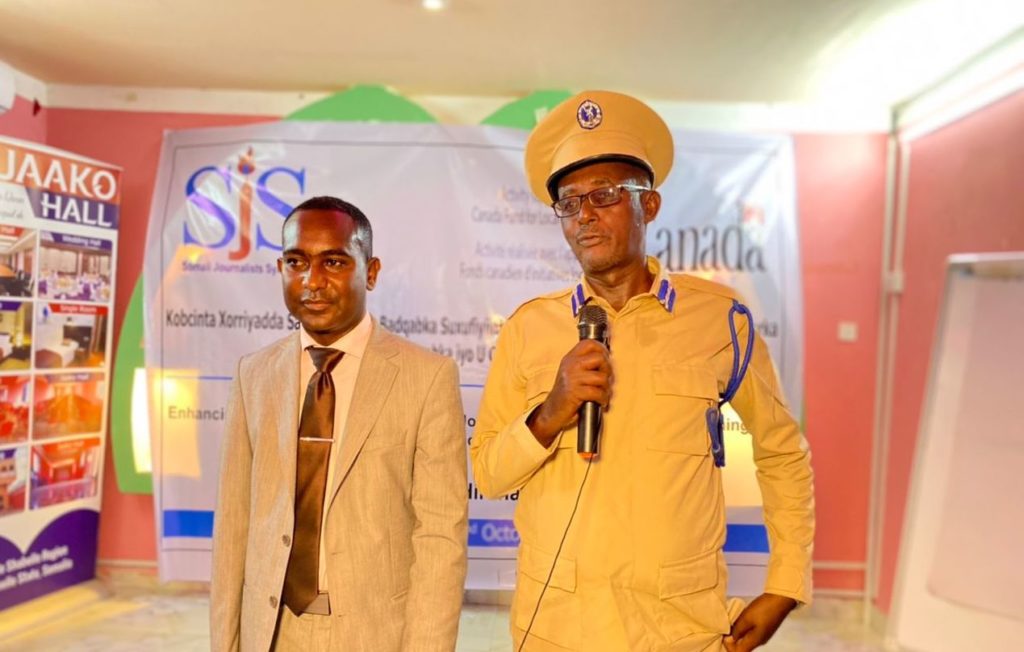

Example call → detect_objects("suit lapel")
326 322 399 509
273 333 302 505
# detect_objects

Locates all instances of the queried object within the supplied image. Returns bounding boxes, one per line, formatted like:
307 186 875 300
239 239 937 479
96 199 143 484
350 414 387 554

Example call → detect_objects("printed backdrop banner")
0 135 120 610
144 122 801 593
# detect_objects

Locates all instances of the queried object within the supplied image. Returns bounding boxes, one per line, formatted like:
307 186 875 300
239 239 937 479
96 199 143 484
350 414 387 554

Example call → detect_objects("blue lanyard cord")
722 300 755 405
708 300 756 468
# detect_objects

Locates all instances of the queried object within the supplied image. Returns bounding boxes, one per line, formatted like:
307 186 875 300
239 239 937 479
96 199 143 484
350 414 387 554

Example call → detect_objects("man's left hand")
723 592 798 652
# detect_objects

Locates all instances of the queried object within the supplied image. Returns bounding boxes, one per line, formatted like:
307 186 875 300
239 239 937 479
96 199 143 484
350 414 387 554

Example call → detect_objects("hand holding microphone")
526 305 611 453
575 305 608 459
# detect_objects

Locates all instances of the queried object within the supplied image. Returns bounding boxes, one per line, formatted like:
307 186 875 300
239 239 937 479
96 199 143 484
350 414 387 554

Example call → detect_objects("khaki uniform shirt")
470 257 814 652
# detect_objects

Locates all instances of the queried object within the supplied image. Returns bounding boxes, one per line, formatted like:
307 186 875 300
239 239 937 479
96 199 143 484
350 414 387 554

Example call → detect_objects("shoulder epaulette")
670 273 743 302
505 285 574 321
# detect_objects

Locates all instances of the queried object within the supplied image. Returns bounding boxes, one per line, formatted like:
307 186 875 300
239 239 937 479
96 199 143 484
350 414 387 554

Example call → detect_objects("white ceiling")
0 0 1021 106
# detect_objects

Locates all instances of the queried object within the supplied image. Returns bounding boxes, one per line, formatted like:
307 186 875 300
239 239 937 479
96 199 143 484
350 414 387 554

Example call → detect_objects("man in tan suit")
210 196 468 652
471 91 814 651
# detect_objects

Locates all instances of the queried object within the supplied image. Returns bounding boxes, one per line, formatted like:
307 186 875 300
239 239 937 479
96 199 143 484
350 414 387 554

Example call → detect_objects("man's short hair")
283 196 373 260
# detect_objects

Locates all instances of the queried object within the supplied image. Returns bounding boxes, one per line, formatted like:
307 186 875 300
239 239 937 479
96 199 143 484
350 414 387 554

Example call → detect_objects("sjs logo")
183 147 305 260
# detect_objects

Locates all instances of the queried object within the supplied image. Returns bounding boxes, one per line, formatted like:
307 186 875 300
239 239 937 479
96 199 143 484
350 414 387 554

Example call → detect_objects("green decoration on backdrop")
286 85 436 122
109 280 151 493
481 90 572 129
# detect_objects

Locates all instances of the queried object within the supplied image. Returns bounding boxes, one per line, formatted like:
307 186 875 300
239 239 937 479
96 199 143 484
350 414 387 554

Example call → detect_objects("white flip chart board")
889 253 1024 651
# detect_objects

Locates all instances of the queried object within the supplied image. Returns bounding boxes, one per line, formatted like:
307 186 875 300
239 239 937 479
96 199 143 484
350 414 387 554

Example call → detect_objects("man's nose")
303 264 326 289
576 198 599 224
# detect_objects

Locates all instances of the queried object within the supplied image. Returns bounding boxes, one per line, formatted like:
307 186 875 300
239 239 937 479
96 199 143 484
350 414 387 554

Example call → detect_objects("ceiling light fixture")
422 0 446 11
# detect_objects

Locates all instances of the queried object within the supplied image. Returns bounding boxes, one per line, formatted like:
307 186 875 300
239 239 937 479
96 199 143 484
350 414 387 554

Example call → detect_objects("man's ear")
642 189 661 225
365 257 381 290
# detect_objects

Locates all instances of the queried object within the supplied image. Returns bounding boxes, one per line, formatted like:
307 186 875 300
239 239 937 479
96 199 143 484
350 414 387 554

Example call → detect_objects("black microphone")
576 304 608 460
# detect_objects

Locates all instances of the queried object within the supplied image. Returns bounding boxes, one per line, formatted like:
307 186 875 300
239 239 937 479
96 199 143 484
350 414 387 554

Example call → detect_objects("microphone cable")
516 455 593 652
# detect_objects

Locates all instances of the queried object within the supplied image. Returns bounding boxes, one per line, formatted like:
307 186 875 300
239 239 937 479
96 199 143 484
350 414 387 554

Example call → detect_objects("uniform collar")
570 256 676 317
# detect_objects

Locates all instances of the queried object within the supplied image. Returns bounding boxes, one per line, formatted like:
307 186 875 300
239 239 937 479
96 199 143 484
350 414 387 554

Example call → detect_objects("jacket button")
282 535 291 547
269 596 278 609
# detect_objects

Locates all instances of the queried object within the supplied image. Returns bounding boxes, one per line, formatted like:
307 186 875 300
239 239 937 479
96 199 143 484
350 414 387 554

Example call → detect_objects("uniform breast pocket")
646 364 719 455
525 365 558 411
525 365 576 449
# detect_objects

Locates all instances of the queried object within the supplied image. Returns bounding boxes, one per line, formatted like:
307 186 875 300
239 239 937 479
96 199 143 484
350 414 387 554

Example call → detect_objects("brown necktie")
282 346 345 613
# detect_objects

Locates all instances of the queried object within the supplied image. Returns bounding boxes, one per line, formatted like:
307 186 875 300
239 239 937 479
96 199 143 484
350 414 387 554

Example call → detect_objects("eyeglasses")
551 184 651 219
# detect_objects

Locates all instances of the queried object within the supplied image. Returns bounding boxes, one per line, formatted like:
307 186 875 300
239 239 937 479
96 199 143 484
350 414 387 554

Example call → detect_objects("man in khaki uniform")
470 91 814 652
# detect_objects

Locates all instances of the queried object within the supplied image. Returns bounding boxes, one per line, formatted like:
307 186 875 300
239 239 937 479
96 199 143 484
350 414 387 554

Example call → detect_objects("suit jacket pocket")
362 428 406 451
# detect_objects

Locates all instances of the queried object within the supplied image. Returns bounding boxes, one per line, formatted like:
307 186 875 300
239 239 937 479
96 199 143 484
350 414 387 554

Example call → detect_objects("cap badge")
576 99 603 130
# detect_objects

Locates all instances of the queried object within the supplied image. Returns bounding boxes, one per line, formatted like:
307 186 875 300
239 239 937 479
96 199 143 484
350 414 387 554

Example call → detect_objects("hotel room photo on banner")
0 301 32 371
32 373 105 440
29 437 101 510
37 232 112 304
0 446 29 518
0 375 30 445
0 226 37 298
33 304 108 370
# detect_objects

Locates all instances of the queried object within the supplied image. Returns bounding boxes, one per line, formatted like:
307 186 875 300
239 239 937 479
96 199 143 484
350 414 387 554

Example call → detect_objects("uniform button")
282 534 291 547
269 596 278 609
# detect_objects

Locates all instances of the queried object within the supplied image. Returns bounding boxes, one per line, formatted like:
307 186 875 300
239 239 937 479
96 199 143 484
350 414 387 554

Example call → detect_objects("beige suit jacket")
210 321 468 652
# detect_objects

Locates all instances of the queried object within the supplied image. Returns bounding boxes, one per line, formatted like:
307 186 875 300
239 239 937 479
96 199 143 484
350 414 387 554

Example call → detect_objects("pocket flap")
519 544 576 592
658 549 720 599
525 366 559 403
653 364 719 400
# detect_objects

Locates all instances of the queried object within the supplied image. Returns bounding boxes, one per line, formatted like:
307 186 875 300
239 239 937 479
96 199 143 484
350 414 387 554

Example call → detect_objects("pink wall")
795 134 888 593
42 106 272 562
877 89 1024 613
0 95 48 143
